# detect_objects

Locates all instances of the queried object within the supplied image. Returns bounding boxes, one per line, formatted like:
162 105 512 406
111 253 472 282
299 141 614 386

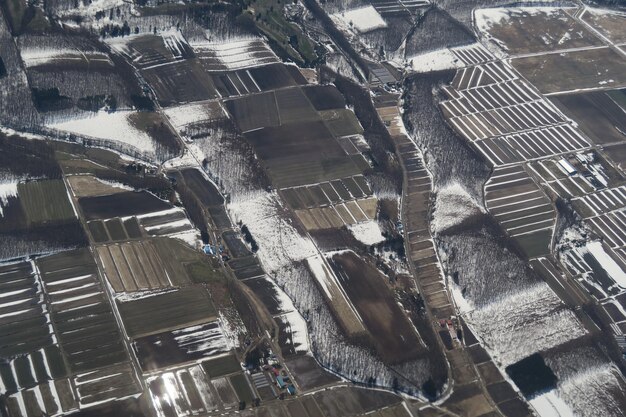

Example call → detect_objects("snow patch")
347 220 385 245
276 310 310 354
450 280 474 314
48 111 156 154
408 48 462 74
333 6 388 34
19 47 110 68
530 391 575 417
586 241 626 288
164 102 225 129
0 173 21 216
228 191 316 271
306 254 336 301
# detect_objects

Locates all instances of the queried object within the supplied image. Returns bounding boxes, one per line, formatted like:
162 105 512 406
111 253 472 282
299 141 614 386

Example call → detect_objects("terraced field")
441 61 591 166
485 165 555 258
36 249 140 406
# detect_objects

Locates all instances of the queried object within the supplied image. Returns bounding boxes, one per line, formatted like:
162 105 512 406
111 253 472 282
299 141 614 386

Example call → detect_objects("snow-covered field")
585 241 626 288
48 110 156 155
276 311 310 354
333 6 388 33
163 102 225 131
171 323 229 357
0 172 22 216
408 48 463 74
193 39 278 71
228 191 316 272
465 283 586 367
54 0 127 17
19 47 111 68
530 391 575 417
475 7 568 37
347 220 385 245
540 347 626 417
474 6 584 54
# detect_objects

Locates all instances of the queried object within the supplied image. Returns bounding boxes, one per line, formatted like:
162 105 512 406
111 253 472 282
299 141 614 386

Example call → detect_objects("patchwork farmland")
5 0 626 415
441 58 591 166
418 5 626 416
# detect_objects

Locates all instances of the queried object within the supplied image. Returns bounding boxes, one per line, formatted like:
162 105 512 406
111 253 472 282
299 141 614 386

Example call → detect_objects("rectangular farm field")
274 87 319 124
321 109 364 138
513 47 626 94
87 220 109 243
180 168 224 206
134 321 229 371
201 354 242 378
117 286 217 338
18 180 75 225
329 252 425 364
225 92 280 132
104 218 127 241
244 121 361 188
248 63 299 91
78 191 171 220
604 142 626 171
222 231 251 258
550 91 626 144
230 373 255 404
142 59 218 107
228 256 265 280
303 85 346 110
